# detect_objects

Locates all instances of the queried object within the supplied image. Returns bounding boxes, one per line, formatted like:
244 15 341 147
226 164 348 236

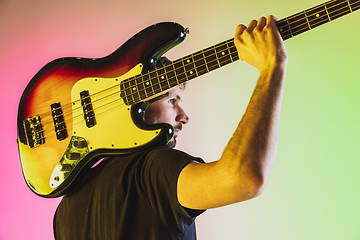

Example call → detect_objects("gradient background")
1 0 359 239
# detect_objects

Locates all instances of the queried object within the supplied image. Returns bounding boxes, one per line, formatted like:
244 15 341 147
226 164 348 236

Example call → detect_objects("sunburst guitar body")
17 22 185 197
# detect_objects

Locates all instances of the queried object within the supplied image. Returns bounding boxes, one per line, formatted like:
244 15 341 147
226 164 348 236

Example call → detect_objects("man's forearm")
219 63 286 195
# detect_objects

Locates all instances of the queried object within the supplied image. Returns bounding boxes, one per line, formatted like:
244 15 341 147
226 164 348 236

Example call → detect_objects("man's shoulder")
101 146 204 176
109 146 194 162
148 145 188 156
147 146 204 164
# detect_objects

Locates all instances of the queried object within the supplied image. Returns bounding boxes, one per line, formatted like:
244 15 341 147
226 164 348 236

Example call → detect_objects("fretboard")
120 0 360 105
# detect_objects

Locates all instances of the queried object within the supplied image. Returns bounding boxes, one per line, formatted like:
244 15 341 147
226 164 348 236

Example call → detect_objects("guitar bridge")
23 115 44 148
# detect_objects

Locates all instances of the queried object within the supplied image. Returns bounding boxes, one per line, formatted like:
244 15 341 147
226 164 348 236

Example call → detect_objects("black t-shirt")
53 146 205 240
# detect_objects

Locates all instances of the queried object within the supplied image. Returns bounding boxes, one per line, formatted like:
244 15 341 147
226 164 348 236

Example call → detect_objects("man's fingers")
234 15 284 64
266 15 279 28
246 19 258 33
268 15 279 21
256 17 267 31
235 24 247 36
235 24 248 61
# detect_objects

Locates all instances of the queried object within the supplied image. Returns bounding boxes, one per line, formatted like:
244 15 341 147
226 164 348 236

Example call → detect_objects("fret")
140 75 148 99
128 78 137 104
193 51 208 76
226 40 234 62
183 56 197 81
327 0 352 20
170 63 180 86
189 54 199 76
203 46 220 72
215 41 232 67
304 11 312 29
181 58 190 81
350 0 360 10
119 82 129 105
173 59 187 84
163 65 174 88
165 64 178 88
212 46 221 68
148 70 162 94
201 50 210 73
227 40 239 61
307 5 330 29
347 0 353 11
154 69 163 92
132 76 142 102
120 80 132 105
276 19 292 40
136 75 147 100
324 3 332 21
142 73 155 99
156 67 170 92
285 18 294 38
288 12 310 37
215 42 227 66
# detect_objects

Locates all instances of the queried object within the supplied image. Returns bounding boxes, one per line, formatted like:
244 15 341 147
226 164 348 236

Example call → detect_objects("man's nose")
176 106 189 124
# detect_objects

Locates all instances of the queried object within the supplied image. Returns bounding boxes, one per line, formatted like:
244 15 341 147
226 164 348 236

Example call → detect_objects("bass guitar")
17 0 359 197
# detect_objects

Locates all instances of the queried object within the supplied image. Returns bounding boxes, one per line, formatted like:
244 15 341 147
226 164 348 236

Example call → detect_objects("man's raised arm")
177 15 288 210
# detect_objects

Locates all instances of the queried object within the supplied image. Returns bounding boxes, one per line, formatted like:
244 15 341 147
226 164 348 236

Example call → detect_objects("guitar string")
35 85 122 128
288 0 358 24
29 0 355 141
28 1 358 141
117 0 360 96
42 0 358 117
54 0 359 111
28 82 127 143
277 0 359 39
31 48 236 141
34 92 126 138
281 0 352 25
34 38 236 131
119 0 359 100
29 0 357 137
59 0 360 109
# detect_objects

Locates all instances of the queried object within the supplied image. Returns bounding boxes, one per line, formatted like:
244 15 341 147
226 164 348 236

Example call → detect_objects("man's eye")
169 99 175 105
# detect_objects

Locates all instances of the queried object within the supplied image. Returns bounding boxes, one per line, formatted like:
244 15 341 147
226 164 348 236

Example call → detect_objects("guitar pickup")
23 115 44 148
80 90 96 128
50 102 67 141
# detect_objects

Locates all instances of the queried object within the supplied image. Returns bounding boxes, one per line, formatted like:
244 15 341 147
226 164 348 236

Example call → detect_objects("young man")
54 15 287 239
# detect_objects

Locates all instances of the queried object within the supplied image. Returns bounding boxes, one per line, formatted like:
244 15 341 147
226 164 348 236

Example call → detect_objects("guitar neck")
121 0 360 105
277 0 360 40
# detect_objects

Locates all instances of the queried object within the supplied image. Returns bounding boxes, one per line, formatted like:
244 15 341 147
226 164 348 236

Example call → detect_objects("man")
54 15 287 239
